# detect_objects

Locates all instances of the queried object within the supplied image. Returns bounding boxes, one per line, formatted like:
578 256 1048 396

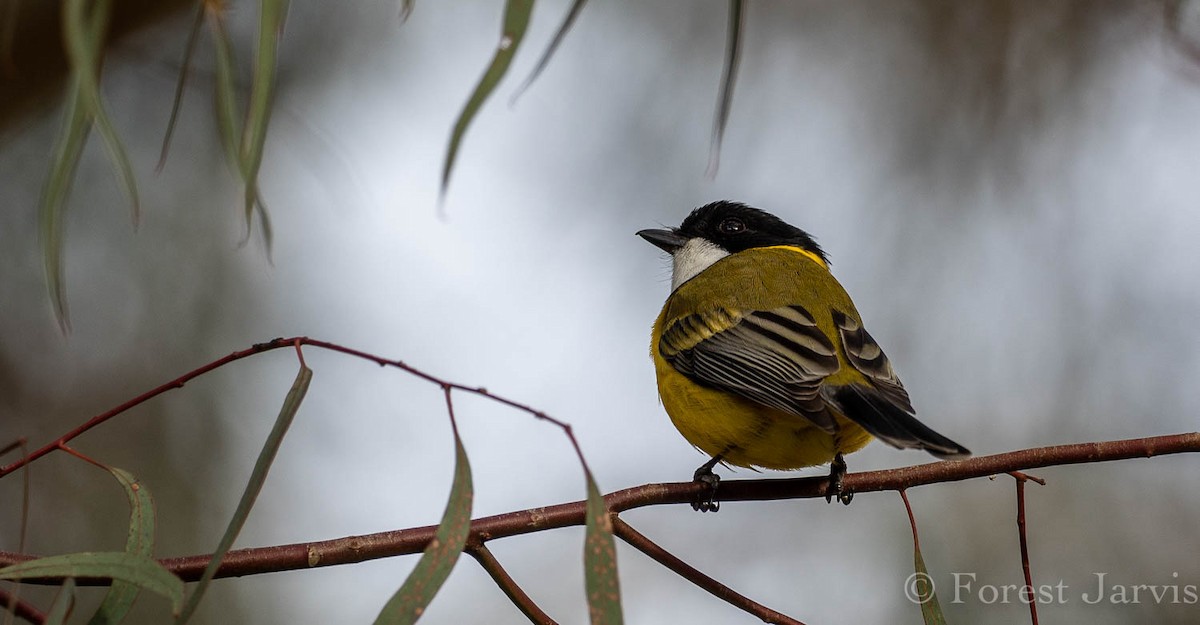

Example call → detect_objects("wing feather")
661 305 840 432
829 310 969 458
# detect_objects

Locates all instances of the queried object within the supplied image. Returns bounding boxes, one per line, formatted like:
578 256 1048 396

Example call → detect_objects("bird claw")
825 453 853 505
692 458 722 513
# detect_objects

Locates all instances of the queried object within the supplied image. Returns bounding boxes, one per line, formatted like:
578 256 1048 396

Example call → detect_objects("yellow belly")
654 354 873 470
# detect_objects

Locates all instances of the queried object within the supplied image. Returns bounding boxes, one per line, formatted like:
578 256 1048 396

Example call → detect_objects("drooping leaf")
441 0 534 196
582 470 621 625
176 361 311 624
88 467 156 625
41 0 113 333
901 491 946 625
706 0 744 177
40 80 92 333
0 553 183 616
373 424 473 624
238 0 287 254
62 0 139 224
207 7 242 169
510 0 586 104
913 546 947 625
201 0 280 256
158 3 207 172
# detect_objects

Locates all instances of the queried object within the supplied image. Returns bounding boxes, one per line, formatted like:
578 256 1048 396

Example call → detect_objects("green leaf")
901 490 946 625
913 545 947 625
0 553 183 616
62 0 140 225
176 361 311 624
46 578 77 625
583 471 621 625
203 1 277 257
510 0 586 104
441 0 534 195
706 0 744 177
238 0 288 253
40 80 92 333
88 467 156 625
157 3 207 172
207 8 243 170
41 0 113 333
373 423 473 624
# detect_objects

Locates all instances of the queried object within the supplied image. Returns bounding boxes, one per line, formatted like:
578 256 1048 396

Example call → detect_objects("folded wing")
660 305 970 458
660 305 841 432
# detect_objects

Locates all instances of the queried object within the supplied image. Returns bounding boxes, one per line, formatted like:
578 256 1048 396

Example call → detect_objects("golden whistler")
639 201 969 510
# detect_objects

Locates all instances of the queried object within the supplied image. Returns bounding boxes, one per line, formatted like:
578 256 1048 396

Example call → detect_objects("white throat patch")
671 238 729 291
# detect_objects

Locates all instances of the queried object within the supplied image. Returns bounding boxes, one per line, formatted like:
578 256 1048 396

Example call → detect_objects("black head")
671 201 828 262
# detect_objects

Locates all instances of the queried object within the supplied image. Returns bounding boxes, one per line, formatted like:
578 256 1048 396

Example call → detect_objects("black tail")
832 385 970 459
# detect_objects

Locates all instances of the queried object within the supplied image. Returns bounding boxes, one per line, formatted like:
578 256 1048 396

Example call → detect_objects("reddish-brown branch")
899 489 920 550
0 336 595 483
0 340 289 476
466 542 557 625
0 586 45 625
1012 474 1040 625
611 517 806 625
3 432 1196 584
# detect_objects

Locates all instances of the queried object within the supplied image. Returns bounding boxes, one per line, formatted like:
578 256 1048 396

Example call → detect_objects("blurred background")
2 1 1200 623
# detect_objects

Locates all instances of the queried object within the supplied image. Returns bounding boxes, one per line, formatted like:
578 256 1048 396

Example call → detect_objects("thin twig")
1011 474 1040 625
0 337 576 477
899 489 920 550
0 339 603 580
611 517 805 625
3 432 1198 584
466 542 557 625
8 339 1197 485
1007 470 1045 486
0 587 44 625
0 340 287 476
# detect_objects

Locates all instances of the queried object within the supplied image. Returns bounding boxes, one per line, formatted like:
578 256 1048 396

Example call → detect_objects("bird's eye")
718 218 746 234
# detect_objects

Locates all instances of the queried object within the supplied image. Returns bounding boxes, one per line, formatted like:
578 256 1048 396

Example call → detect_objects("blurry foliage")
2 0 1199 328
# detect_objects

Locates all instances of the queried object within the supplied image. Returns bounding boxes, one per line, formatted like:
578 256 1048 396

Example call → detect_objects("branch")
3 433 1196 584
612 517 805 625
0 586 45 625
466 543 557 625
1011 473 1040 625
0 337 576 478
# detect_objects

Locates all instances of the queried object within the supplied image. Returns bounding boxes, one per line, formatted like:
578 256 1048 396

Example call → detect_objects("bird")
638 201 969 511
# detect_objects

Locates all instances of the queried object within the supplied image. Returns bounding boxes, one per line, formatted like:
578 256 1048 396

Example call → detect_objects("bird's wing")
830 310 914 410
825 310 969 458
659 305 842 432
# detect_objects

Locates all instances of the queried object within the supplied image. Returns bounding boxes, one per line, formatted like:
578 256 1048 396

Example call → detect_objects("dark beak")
637 228 688 254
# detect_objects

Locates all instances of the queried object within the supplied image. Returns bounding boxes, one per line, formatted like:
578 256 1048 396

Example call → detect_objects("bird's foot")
692 456 723 513
825 453 853 505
